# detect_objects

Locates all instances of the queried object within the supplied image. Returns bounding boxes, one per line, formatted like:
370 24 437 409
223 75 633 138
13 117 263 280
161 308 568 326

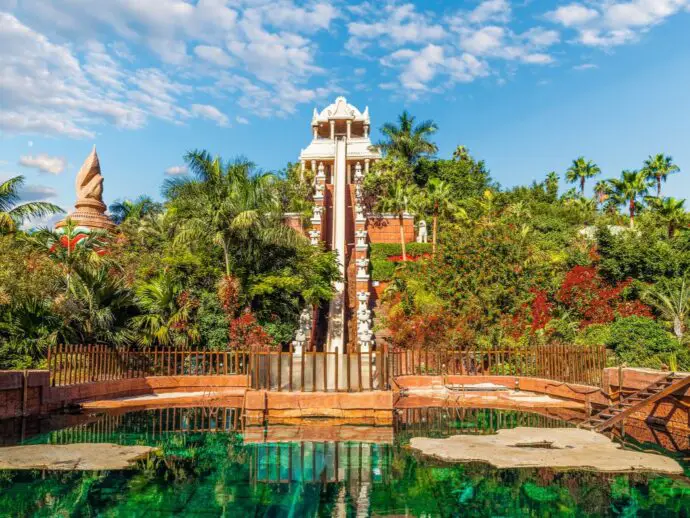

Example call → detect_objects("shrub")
370 243 433 281
605 316 689 370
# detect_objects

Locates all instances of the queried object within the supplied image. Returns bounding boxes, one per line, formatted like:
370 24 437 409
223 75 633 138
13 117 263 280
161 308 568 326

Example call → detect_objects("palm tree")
567 197 597 225
109 195 161 224
24 219 111 291
0 175 63 233
378 180 416 261
130 274 200 348
647 197 688 238
565 157 601 195
165 151 296 276
452 145 469 162
377 111 438 165
609 170 650 228
418 178 454 255
643 153 680 198
643 276 690 340
593 180 612 206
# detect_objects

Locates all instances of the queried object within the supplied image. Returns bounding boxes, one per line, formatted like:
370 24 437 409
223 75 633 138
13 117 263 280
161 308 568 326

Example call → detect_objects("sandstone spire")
56 146 115 231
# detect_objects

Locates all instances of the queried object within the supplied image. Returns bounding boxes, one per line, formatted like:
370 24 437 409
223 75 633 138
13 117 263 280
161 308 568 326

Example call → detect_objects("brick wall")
367 215 415 244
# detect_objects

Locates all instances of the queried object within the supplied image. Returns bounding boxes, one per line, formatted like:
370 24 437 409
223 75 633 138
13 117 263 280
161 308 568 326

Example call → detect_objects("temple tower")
56 146 115 232
298 97 380 353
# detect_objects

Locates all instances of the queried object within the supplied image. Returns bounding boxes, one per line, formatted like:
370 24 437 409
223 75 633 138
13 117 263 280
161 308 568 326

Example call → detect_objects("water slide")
327 137 347 353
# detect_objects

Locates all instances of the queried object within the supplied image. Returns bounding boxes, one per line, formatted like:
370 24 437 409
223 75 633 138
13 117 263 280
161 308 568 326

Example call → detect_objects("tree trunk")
669 223 676 239
399 213 407 261
629 199 635 228
432 214 438 256
657 176 662 198
673 316 684 340
580 176 585 195
222 241 231 276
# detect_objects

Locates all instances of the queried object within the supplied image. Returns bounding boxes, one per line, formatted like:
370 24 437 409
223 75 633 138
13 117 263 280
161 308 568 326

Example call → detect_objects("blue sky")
1 0 690 227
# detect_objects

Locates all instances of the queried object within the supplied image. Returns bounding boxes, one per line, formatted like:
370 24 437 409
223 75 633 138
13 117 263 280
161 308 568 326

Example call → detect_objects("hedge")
369 243 433 281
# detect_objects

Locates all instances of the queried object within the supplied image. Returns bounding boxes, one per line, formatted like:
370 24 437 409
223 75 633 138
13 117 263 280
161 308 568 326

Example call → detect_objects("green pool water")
1 408 689 517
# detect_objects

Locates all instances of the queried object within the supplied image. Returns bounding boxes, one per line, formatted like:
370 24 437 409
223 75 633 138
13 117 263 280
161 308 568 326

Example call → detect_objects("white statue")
354 161 363 182
355 229 367 249
355 203 365 222
308 229 320 246
355 183 363 201
292 307 312 354
357 291 370 304
314 182 325 200
311 205 323 224
417 220 428 243
356 258 369 278
317 162 326 178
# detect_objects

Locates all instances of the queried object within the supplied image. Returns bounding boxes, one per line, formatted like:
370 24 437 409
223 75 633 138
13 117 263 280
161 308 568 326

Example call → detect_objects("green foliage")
606 316 689 370
370 243 433 281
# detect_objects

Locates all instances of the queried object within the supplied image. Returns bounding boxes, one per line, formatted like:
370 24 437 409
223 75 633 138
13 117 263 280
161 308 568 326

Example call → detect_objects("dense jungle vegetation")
1 112 689 371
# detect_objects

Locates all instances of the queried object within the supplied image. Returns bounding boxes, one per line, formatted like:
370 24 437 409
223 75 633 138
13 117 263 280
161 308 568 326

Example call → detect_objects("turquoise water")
1 408 689 517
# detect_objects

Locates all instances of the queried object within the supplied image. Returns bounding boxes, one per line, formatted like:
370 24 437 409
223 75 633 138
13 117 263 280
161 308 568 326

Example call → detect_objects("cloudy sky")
1 0 690 225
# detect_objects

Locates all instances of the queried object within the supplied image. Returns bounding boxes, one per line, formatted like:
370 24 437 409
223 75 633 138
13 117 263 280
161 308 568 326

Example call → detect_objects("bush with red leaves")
228 309 275 350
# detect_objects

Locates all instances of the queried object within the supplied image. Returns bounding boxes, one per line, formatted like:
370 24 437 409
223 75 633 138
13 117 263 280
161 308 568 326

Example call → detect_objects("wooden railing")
390 344 607 387
48 344 607 389
48 345 250 387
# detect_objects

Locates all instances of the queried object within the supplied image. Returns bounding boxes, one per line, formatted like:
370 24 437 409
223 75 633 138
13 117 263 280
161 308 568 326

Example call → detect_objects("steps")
580 372 690 432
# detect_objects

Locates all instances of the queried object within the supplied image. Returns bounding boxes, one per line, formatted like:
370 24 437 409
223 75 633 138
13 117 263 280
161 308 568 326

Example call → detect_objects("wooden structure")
580 372 690 432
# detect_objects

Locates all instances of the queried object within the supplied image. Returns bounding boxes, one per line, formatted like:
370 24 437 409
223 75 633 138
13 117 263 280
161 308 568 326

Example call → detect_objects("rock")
0 443 157 471
410 427 683 474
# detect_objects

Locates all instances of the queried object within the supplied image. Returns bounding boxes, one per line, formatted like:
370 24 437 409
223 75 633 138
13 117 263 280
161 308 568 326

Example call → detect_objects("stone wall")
367 215 414 244
0 371 248 419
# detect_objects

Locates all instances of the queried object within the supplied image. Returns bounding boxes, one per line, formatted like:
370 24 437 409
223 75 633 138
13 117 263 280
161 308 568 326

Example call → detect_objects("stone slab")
0 443 157 470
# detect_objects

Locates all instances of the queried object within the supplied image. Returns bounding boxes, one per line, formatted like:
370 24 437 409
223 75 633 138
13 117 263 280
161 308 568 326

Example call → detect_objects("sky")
1 0 690 227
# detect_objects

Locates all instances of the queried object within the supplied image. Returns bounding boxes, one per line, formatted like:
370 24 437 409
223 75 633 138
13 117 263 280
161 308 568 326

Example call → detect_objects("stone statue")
354 161 363 182
56 146 115 232
356 258 369 278
357 291 369 304
292 307 312 354
355 183 363 201
314 181 325 199
417 220 428 243
317 162 326 178
355 203 365 222
311 205 323 224
355 229 367 248
308 229 320 246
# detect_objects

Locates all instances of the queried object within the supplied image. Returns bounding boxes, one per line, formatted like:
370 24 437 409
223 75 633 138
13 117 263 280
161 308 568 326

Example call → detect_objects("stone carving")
355 229 368 249
311 205 323 224
314 181 325 200
357 291 369 304
57 146 115 232
357 297 373 350
317 162 326 178
309 229 320 246
355 183 362 201
292 308 312 354
417 220 428 243
356 258 369 278
354 161 363 182
355 204 365 222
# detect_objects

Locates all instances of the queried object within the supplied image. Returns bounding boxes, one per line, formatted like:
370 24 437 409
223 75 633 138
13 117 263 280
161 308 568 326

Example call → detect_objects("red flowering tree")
228 309 275 350
556 265 651 326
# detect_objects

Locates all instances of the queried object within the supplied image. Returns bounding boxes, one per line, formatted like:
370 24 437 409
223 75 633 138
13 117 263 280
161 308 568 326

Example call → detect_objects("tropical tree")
609 170 651 228
643 275 690 340
643 153 679 198
646 197 688 238
130 274 200 348
24 220 111 291
452 145 470 162
109 195 162 225
593 180 612 206
565 157 601 195
377 111 438 165
417 178 455 255
0 175 63 233
165 151 296 277
378 180 417 261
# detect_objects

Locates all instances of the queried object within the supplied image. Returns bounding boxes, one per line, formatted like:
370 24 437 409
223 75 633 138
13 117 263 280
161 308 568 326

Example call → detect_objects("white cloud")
573 63 598 70
190 103 229 126
235 115 249 124
18 184 58 201
460 26 506 55
18 153 67 174
469 0 511 24
194 45 234 67
546 4 599 27
165 165 188 176
521 27 560 47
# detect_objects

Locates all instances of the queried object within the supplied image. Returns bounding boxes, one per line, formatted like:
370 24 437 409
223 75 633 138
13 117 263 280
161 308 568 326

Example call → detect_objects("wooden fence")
389 344 607 387
48 344 249 387
48 344 607 390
